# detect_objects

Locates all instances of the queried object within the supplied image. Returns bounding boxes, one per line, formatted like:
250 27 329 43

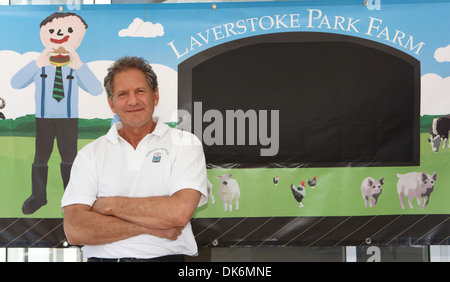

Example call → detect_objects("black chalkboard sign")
178 32 420 168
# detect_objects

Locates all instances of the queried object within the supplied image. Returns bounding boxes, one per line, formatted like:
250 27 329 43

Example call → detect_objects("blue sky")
1 1 449 74
1 1 449 117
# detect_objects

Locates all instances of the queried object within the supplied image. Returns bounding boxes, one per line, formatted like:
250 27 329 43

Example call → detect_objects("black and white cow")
428 115 450 152
0 97 5 119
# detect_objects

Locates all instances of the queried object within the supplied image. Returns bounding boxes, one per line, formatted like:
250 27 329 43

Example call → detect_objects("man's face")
108 68 159 130
40 15 86 49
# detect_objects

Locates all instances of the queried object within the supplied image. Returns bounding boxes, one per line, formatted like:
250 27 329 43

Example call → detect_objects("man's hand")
92 197 114 215
64 203 183 245
91 197 183 240
150 227 183 241
90 189 202 231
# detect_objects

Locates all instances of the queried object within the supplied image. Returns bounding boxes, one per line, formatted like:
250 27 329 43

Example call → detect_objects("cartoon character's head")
39 12 88 51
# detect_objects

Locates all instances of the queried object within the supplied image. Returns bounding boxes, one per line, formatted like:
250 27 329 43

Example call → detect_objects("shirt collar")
106 118 169 145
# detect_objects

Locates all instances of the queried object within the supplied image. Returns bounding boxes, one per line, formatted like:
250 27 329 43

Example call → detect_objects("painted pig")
361 177 384 207
397 172 437 210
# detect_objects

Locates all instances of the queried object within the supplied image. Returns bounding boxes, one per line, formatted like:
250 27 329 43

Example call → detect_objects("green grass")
194 132 450 218
0 133 448 219
0 137 92 218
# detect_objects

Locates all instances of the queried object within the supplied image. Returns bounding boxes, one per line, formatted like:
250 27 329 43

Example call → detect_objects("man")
61 56 208 262
11 12 103 214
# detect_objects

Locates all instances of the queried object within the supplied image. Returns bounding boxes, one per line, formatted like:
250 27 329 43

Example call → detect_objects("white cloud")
0 50 39 119
118 18 164 38
421 73 450 115
78 60 112 119
434 44 450 62
151 64 178 123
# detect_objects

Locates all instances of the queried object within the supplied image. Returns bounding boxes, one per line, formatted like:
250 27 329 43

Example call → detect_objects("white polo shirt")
61 121 208 259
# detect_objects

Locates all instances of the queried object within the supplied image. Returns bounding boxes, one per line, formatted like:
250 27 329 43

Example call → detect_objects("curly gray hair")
104 56 158 100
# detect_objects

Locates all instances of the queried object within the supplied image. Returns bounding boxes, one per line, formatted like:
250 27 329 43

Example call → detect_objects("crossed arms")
63 188 202 246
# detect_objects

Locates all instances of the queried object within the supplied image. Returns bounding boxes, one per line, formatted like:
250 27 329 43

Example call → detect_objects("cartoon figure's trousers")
22 118 78 215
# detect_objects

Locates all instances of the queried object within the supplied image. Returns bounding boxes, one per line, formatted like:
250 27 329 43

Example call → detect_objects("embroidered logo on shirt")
152 152 162 163
146 148 168 163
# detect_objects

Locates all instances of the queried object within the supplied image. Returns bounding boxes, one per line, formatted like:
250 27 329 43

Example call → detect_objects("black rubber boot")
22 164 48 215
60 162 72 190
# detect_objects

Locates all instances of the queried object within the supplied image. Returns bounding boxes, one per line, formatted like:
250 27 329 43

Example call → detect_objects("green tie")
52 66 64 102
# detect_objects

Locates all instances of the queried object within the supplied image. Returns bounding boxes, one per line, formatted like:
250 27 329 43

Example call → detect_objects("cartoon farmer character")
11 12 103 215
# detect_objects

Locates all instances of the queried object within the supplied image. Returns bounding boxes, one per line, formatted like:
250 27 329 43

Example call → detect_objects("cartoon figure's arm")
11 61 40 90
74 63 103 96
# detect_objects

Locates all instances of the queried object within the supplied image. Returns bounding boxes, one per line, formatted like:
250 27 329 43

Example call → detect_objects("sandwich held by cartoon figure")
49 46 71 66
11 12 103 215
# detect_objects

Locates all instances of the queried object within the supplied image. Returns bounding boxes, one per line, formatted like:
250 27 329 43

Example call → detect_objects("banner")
0 1 448 247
